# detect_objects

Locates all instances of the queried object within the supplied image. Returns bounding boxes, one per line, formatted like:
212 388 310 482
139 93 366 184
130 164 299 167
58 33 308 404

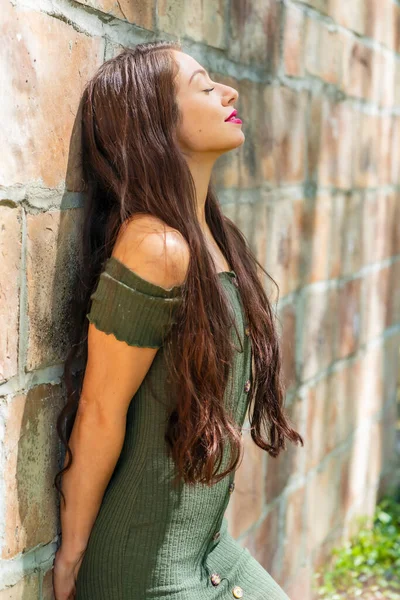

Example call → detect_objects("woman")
53 41 303 600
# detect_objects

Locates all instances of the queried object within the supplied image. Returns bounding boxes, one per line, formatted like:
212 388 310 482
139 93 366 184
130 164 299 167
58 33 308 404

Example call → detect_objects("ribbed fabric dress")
74 255 290 600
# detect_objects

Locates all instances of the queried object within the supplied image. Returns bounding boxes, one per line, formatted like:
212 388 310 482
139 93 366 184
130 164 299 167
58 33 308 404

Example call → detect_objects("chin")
223 132 246 151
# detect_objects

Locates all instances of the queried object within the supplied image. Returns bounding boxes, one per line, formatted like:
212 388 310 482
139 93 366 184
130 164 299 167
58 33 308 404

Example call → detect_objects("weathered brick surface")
0 2 104 189
1 0 399 598
228 429 264 537
157 0 226 49
229 0 281 67
0 207 22 383
77 0 154 29
260 87 307 184
0 572 39 598
26 209 82 371
284 4 305 77
2 385 63 559
299 285 339 381
264 193 304 297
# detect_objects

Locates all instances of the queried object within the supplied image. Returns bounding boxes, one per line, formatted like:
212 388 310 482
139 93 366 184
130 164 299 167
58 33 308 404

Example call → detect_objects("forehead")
172 51 208 83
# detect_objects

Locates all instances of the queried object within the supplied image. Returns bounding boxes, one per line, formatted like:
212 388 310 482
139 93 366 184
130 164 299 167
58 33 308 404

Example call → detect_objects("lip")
224 109 242 124
225 109 237 121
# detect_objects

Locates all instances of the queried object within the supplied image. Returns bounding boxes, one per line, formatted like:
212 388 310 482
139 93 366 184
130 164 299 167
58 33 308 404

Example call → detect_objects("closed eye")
203 88 215 93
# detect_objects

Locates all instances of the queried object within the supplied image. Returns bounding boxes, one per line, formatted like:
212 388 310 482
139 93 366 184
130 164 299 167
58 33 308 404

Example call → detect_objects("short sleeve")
86 256 184 349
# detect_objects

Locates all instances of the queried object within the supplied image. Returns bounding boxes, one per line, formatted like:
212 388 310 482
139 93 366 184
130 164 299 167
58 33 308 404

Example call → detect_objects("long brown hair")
54 41 303 507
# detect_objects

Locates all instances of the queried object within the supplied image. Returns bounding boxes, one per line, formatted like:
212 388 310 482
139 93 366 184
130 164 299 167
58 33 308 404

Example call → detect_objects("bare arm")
58 215 190 564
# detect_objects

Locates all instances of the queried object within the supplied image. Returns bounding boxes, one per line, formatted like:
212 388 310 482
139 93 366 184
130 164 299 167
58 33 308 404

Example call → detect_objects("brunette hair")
54 40 303 507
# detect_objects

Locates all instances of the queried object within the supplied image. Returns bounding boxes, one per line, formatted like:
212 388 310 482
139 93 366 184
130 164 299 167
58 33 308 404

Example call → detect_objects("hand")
52 546 86 600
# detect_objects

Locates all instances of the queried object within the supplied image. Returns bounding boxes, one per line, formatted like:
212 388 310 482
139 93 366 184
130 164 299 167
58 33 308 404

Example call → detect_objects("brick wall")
0 0 399 598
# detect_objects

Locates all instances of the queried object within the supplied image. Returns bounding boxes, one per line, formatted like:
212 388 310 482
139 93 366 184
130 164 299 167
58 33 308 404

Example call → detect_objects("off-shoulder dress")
74 255 290 600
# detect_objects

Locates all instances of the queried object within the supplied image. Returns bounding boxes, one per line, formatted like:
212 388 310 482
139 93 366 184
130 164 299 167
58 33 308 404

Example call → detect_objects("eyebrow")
189 68 208 85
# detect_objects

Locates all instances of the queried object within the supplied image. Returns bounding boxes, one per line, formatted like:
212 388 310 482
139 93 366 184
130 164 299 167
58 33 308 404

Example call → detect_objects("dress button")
244 380 251 393
244 325 250 336
232 585 244 598
228 482 235 494
213 531 220 541
210 573 221 586
232 277 239 288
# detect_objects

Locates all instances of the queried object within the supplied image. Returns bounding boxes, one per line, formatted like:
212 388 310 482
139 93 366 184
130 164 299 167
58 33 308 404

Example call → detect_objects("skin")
172 50 245 271
53 52 244 599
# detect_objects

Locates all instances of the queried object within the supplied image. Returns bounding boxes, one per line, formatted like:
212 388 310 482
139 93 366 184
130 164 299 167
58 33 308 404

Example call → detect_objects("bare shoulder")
112 213 190 289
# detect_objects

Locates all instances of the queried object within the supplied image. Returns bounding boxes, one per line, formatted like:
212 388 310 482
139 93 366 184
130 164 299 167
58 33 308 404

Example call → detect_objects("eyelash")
203 87 215 93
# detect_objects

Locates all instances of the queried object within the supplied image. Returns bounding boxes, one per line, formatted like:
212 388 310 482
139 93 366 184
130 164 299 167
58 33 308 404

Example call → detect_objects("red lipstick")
225 109 242 124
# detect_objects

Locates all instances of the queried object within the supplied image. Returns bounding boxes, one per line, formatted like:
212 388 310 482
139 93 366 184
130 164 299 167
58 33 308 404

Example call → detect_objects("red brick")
26 209 82 370
299 0 327 13
391 118 400 187
300 193 332 283
304 17 342 85
341 35 373 101
0 2 103 189
383 333 400 408
2 385 64 558
365 0 395 51
284 564 314 600
265 396 304 502
363 191 397 264
353 112 379 187
0 572 39 598
337 278 361 359
377 51 395 108
283 4 305 77
260 87 307 184
328 0 366 36
228 429 264 537
360 266 390 344
312 526 346 573
358 342 385 420
387 260 400 328
243 502 282 579
278 302 297 390
308 97 354 188
251 197 269 269
264 193 304 298
305 454 343 553
377 117 396 185
379 399 398 472
299 286 339 381
305 375 339 470
340 423 384 519
235 202 255 246
329 193 364 278
78 0 154 29
282 486 306 581
0 207 22 383
229 0 281 69
42 567 56 599
331 360 362 446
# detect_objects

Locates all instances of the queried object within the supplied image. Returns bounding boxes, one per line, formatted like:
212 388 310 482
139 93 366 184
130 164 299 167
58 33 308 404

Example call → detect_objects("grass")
313 487 400 600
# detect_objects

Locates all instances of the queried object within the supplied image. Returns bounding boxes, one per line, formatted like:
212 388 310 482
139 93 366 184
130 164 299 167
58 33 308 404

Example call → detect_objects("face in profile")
172 50 245 158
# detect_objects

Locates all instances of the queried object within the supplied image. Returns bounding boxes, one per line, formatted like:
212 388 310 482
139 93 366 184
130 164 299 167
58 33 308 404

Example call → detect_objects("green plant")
314 489 400 599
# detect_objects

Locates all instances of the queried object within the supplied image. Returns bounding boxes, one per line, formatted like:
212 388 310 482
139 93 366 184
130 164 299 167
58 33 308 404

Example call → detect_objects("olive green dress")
75 255 290 600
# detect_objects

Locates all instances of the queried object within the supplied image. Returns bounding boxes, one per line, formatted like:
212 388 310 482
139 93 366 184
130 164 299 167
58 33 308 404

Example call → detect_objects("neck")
185 153 219 231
